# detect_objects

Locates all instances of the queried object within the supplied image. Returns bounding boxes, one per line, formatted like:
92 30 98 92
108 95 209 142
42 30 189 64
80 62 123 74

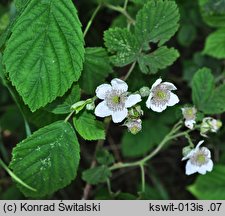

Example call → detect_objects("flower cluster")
181 107 222 136
94 78 179 129
92 78 222 177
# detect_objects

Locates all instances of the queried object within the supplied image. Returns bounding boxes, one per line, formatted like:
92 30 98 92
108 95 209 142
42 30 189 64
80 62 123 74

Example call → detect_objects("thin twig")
84 4 102 38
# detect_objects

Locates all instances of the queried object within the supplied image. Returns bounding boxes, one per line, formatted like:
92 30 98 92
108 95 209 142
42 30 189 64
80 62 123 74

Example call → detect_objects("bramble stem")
140 164 145 193
84 4 102 38
105 4 135 24
110 120 190 171
0 158 36 191
124 61 137 81
123 0 129 10
64 110 75 123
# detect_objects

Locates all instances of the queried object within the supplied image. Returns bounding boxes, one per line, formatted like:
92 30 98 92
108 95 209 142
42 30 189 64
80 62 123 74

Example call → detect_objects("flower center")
190 149 209 166
183 108 196 120
156 90 167 99
152 85 170 107
105 89 127 111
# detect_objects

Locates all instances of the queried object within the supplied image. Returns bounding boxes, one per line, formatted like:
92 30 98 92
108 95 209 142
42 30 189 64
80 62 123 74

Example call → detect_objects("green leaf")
44 84 80 114
177 24 197 47
135 0 180 47
3 0 85 112
202 84 225 114
0 52 4 82
192 68 215 110
204 28 225 59
121 119 169 158
9 121 80 198
104 27 140 66
80 47 112 94
73 111 105 141
15 0 31 12
82 166 112 185
188 165 225 199
138 46 179 74
96 149 115 165
192 68 225 114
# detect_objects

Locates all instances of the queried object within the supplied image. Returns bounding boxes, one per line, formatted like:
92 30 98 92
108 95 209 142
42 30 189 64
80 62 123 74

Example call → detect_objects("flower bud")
86 102 95 110
124 119 142 135
128 105 143 119
200 117 222 137
139 86 150 97
71 98 93 114
181 106 197 129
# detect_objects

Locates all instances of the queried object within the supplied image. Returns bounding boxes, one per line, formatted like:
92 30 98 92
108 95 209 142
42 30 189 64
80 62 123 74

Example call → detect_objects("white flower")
200 117 222 137
94 78 142 123
182 140 213 175
146 78 179 112
181 107 197 129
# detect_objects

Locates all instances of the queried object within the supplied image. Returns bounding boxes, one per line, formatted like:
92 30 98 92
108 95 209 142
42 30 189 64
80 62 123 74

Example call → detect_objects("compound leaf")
104 27 140 66
138 46 179 74
135 0 180 47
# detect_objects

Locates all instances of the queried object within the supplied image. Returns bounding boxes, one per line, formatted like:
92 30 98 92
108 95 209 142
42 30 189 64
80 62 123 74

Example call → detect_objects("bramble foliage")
0 0 225 200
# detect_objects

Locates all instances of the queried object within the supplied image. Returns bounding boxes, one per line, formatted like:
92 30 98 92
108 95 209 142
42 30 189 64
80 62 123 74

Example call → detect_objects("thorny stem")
109 121 191 171
105 4 135 24
83 4 102 38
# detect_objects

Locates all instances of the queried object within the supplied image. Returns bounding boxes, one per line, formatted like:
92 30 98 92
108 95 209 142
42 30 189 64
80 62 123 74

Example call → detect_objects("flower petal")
168 92 179 106
185 160 198 175
151 78 162 90
111 109 128 123
201 147 211 158
196 140 204 149
96 84 112 99
146 92 153 109
185 119 196 129
205 159 213 172
94 101 112 117
197 166 207 175
111 78 128 91
150 101 167 112
125 94 142 108
162 82 177 90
